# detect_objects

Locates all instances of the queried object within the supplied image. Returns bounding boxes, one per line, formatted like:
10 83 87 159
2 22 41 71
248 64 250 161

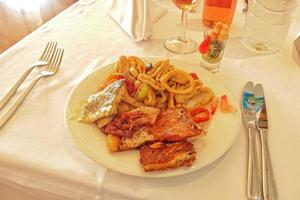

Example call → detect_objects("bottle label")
205 0 232 8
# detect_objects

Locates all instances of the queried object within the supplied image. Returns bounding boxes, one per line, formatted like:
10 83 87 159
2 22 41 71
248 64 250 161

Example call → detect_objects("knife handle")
260 130 278 200
247 126 262 199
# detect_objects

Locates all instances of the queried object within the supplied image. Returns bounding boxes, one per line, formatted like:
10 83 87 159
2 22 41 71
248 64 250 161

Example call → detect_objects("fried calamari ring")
138 74 164 91
115 55 127 73
197 87 215 105
144 87 156 106
161 69 195 94
128 56 146 73
175 85 202 103
147 60 163 75
129 67 139 79
167 86 176 109
155 64 174 82
134 80 142 90
155 91 167 108
122 90 144 108
150 60 169 79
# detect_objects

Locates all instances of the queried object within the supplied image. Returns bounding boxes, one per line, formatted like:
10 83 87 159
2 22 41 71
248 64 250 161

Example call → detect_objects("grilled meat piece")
107 128 155 152
122 106 160 126
78 80 125 123
102 106 160 138
149 108 203 141
139 141 196 172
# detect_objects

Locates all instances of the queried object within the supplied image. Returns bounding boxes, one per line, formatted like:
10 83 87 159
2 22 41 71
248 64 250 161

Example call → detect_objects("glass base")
164 37 198 54
242 36 280 54
200 58 221 73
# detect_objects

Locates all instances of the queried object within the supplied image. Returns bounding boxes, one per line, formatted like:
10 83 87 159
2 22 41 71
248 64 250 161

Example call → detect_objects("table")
1 0 300 199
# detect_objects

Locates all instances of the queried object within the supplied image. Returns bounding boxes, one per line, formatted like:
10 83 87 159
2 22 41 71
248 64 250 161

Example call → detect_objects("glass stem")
179 10 188 42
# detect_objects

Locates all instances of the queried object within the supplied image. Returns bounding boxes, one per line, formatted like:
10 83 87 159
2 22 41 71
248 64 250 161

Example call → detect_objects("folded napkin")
293 35 300 67
105 0 167 41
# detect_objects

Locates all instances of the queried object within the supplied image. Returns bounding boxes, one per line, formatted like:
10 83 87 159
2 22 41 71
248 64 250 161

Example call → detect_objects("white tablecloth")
0 0 300 199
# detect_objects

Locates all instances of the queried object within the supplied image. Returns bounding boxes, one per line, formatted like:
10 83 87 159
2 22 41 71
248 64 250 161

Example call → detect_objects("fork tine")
39 42 51 60
48 48 59 68
41 41 55 60
54 49 64 70
56 49 64 68
51 48 64 71
44 42 57 61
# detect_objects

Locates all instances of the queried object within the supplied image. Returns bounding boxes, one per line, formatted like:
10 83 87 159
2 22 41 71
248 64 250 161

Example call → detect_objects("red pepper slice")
198 36 211 54
211 97 218 115
190 107 210 123
124 79 136 95
190 72 199 80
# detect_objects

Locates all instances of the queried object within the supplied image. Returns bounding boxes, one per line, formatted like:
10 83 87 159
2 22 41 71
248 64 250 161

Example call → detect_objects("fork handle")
260 130 278 200
247 126 263 200
0 66 35 110
0 76 43 128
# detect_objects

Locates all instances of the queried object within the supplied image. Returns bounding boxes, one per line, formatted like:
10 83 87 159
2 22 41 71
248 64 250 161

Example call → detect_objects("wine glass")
164 0 201 54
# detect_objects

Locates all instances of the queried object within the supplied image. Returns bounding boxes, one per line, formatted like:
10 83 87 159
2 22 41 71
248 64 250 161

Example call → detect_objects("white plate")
65 57 241 178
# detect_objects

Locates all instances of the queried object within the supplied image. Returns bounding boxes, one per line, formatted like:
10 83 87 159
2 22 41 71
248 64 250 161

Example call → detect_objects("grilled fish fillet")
96 117 113 128
107 128 155 152
149 108 203 141
139 141 196 172
78 79 125 123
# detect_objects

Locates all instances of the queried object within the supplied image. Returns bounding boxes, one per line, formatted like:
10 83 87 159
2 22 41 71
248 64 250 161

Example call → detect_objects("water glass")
242 0 297 54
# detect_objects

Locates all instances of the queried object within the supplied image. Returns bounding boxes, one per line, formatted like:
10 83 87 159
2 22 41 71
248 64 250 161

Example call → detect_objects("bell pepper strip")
190 72 199 80
135 83 149 102
211 96 218 115
190 107 210 123
99 74 136 95
124 78 136 96
220 95 235 113
198 36 211 54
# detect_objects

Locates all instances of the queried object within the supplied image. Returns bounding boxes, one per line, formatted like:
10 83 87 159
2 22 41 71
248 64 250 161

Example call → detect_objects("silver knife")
255 84 278 200
242 81 262 200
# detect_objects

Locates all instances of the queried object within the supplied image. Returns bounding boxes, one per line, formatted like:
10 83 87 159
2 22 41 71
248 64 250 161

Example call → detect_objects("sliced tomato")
190 72 199 80
190 107 210 123
211 96 218 114
220 95 234 113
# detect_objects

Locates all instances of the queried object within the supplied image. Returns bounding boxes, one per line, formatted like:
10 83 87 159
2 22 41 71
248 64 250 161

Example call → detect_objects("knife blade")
255 84 278 200
242 81 262 200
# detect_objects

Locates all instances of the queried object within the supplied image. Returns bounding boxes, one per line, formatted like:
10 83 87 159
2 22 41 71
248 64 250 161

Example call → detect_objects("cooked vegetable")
190 107 210 123
136 83 149 102
220 95 235 113
124 78 136 96
190 72 199 80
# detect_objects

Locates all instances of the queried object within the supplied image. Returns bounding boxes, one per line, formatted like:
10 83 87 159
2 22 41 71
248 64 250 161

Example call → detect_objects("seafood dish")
77 56 235 172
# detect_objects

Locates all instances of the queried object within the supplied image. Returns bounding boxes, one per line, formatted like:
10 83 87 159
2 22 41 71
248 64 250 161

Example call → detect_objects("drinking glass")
164 0 201 54
199 30 228 73
242 0 297 54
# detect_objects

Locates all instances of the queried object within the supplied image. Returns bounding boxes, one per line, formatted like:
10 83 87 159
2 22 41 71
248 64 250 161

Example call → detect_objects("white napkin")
105 0 167 41
293 35 300 67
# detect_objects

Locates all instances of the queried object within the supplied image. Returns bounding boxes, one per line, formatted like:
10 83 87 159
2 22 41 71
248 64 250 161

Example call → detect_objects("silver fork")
0 48 64 128
0 41 57 110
